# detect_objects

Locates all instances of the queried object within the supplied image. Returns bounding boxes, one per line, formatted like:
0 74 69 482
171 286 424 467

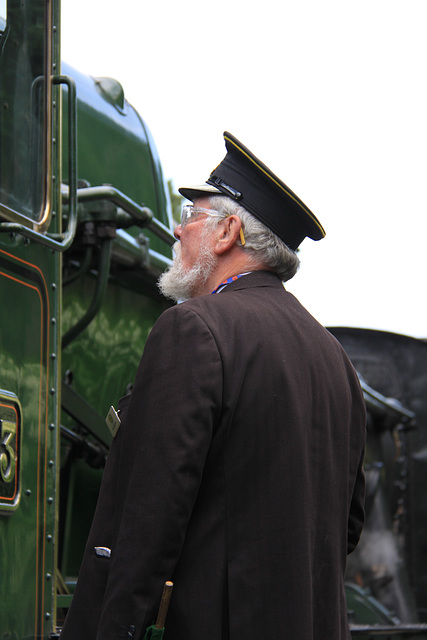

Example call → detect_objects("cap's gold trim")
224 133 325 238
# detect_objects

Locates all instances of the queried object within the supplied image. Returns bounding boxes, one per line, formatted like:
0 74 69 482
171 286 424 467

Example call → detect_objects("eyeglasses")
180 205 225 228
180 205 246 246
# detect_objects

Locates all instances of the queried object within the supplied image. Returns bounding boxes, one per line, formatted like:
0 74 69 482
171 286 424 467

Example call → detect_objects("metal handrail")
64 184 176 247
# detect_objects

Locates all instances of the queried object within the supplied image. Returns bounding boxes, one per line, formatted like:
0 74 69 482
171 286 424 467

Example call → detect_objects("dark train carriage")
330 328 427 637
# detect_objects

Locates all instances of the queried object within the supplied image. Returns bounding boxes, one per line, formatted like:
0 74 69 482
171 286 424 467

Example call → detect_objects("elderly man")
61 132 366 640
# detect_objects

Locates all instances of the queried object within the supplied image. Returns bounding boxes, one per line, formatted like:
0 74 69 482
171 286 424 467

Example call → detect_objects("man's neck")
200 255 264 297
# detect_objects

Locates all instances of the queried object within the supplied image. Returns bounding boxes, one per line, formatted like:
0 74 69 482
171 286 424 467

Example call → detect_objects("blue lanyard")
211 273 246 295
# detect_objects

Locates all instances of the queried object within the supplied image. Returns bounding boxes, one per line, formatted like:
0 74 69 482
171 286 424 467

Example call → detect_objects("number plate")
0 391 22 514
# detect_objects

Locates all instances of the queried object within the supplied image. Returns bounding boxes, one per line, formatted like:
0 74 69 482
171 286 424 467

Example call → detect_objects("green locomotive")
1 1 427 638
0 1 174 637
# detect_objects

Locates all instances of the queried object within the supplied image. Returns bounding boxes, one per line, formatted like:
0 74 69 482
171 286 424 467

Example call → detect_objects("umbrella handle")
155 581 174 629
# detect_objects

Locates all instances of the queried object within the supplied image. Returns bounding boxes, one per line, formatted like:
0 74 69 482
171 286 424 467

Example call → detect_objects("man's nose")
174 224 182 240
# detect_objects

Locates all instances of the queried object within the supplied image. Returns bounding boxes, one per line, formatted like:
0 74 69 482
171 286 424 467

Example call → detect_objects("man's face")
176 197 217 270
158 198 219 302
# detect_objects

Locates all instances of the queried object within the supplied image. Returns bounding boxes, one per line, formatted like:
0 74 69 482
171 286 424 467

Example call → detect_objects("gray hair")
208 195 300 282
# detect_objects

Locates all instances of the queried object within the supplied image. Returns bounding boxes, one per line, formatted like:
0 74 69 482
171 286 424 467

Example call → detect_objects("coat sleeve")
95 304 223 639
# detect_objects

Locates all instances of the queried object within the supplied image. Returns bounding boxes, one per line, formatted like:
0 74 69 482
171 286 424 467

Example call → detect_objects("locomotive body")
0 2 174 636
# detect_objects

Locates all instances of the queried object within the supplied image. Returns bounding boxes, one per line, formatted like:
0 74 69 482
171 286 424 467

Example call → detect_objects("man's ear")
214 216 242 255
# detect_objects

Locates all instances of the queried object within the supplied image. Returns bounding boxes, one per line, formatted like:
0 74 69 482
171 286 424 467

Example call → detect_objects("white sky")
61 0 427 339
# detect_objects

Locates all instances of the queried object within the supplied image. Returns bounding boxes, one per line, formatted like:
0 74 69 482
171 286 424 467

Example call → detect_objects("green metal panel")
62 276 168 415
0 1 62 638
0 241 61 638
59 272 170 577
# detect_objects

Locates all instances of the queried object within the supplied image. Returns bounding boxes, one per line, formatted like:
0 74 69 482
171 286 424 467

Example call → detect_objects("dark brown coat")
61 271 366 640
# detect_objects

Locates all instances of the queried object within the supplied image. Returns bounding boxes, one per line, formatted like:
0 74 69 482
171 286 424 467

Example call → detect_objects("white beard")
158 236 218 303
